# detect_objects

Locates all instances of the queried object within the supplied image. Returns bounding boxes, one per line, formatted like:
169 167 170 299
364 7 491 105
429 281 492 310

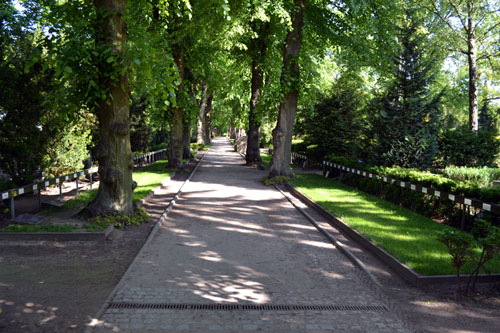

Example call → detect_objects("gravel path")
91 138 408 332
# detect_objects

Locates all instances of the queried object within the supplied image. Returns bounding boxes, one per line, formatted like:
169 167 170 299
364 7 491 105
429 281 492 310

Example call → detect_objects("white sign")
400 182 405 187
483 203 491 211
422 187 427 193
33 185 38 190
435 191 440 197
18 188 24 195
448 194 455 201
2 193 8 200
464 198 471 206
411 184 416 191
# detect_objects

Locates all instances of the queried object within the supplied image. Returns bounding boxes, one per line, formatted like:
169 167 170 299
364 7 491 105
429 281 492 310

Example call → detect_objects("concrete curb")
0 224 114 242
284 183 500 287
85 153 207 332
275 185 383 289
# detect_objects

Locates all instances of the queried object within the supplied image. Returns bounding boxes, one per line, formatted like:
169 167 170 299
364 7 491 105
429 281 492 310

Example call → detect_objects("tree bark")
196 82 208 144
87 0 133 217
203 93 213 144
182 116 191 159
246 21 270 166
269 0 305 178
168 44 184 168
467 11 479 131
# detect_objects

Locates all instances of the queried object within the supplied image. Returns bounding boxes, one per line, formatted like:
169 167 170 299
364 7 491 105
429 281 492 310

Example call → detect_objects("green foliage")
437 228 475 290
438 219 500 292
43 126 92 178
366 13 442 168
442 166 500 188
291 139 307 153
130 96 153 153
262 175 290 186
303 74 363 160
90 206 149 228
437 126 500 167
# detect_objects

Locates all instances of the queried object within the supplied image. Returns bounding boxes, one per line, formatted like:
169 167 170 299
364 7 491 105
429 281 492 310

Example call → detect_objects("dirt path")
0 160 197 332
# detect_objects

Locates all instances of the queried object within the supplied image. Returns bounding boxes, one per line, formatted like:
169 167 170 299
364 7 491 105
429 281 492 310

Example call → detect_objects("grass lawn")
261 152 272 168
63 159 173 209
291 173 500 276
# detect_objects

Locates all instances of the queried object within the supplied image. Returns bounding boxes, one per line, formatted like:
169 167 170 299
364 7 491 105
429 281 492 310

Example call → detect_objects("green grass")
1 224 77 232
132 159 173 202
290 173 500 276
261 153 272 168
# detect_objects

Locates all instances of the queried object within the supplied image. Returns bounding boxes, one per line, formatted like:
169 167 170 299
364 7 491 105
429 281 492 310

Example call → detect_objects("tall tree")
430 0 500 131
368 12 443 168
86 0 134 216
269 0 305 178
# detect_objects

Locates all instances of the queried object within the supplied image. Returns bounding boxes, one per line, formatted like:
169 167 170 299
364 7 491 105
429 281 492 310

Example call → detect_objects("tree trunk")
203 93 213 144
245 21 270 166
269 0 305 178
467 15 479 132
182 117 191 159
197 82 208 144
168 44 184 168
87 0 133 217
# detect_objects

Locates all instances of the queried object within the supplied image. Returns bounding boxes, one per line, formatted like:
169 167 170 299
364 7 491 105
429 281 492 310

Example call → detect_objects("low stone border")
0 224 114 242
285 183 500 288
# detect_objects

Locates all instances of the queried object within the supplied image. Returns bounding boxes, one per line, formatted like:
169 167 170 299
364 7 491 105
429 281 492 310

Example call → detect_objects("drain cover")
107 302 387 312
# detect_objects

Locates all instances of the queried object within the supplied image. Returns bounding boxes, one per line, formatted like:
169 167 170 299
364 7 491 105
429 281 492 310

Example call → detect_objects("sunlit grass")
291 174 500 276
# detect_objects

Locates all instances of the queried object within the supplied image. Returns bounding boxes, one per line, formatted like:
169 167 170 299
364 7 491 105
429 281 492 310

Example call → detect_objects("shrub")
437 126 500 167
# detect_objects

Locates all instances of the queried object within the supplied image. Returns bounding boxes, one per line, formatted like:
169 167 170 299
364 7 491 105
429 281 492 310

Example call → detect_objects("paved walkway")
92 138 407 331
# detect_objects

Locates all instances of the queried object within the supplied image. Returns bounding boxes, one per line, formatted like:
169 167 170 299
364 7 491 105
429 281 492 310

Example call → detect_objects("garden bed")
288 174 500 286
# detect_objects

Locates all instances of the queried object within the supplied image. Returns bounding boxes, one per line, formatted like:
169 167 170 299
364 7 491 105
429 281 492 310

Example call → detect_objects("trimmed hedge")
324 155 500 229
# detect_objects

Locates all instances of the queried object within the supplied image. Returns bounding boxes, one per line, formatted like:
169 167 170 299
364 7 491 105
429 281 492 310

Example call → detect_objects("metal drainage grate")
107 303 387 312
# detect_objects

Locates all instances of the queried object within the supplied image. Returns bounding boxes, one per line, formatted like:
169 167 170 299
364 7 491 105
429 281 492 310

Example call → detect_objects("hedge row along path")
88 138 407 332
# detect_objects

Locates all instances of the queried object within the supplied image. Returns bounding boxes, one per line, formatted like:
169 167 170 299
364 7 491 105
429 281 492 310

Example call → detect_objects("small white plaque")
369 173 372 178
448 194 455 201
363 172 366 176
400 182 405 187
55 178 59 184
33 185 38 190
74 173 77 178
422 187 427 193
80 172 84 176
18 188 24 195
65 176 69 180
411 184 416 191
435 191 440 197
383 177 387 182
45 181 49 186
482 203 491 211
464 198 471 205
2 193 8 199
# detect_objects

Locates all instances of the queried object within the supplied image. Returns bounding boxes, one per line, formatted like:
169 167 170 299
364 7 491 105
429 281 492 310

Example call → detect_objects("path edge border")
283 183 500 288
85 153 207 331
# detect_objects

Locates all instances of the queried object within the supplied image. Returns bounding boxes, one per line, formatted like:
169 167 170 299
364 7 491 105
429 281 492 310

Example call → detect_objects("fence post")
90 173 93 189
59 182 63 201
10 197 15 219
76 177 79 196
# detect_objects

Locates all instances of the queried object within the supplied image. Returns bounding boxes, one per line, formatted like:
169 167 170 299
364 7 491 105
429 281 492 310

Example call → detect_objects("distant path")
92 137 407 331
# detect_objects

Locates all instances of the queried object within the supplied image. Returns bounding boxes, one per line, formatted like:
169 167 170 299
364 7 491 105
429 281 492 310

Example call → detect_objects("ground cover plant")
290 173 500 276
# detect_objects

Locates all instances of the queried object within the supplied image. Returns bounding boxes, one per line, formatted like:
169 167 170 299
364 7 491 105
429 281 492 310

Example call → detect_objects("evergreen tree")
368 13 442 168
479 100 496 132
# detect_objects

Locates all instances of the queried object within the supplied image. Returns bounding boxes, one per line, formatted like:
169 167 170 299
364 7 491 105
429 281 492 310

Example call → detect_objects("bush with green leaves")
437 229 475 292
438 219 500 293
43 127 92 178
437 126 500 168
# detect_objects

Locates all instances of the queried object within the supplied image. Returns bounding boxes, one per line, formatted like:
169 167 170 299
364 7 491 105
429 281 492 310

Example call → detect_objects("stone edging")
284 183 500 287
0 224 114 242
85 152 207 332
